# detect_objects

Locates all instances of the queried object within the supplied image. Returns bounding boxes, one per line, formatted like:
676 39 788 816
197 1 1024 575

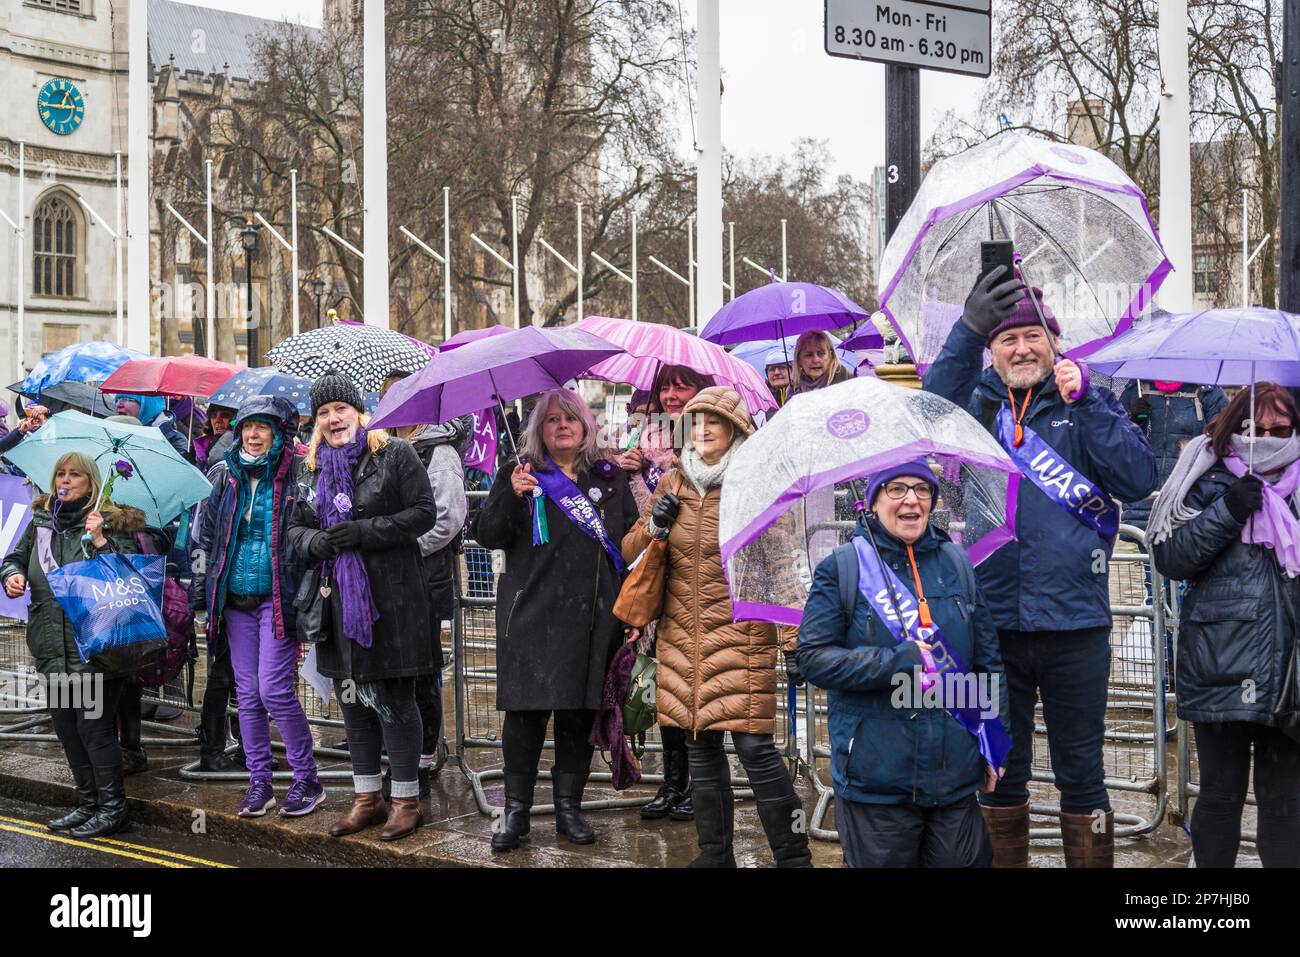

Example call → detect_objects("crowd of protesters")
2 266 1298 869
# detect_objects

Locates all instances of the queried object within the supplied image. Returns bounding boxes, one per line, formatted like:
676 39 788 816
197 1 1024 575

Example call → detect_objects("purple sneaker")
238 781 276 817
279 779 326 817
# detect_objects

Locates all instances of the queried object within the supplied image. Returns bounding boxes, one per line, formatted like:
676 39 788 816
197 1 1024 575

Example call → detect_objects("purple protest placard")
465 409 498 473
0 475 34 621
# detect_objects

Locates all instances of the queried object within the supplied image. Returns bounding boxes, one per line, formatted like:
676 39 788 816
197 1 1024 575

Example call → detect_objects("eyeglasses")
882 481 934 501
1241 425 1295 439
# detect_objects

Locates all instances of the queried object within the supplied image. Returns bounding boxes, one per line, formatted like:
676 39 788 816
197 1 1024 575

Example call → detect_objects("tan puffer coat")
621 468 797 735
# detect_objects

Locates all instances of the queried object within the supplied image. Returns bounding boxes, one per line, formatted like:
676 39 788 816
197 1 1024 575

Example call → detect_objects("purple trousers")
224 599 317 785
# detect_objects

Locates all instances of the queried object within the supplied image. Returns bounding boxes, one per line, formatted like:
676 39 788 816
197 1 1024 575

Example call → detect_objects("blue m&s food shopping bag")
45 553 169 673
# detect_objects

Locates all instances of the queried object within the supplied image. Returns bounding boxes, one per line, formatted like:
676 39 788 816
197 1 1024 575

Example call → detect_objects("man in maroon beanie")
923 264 1157 868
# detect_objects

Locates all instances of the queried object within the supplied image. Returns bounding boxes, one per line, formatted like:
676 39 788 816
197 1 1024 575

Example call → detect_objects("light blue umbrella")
15 341 149 396
4 410 211 526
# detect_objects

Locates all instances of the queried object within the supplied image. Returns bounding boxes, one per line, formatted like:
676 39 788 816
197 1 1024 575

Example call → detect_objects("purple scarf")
588 640 642 790
315 427 378 648
1224 454 1300 577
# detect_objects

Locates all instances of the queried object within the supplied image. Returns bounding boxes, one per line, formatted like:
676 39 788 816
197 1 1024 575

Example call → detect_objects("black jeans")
50 675 125 772
334 677 423 791
685 730 795 805
413 618 444 757
838 795 992 868
980 627 1112 814
1192 721 1300 868
200 640 240 756
117 682 142 752
502 710 595 776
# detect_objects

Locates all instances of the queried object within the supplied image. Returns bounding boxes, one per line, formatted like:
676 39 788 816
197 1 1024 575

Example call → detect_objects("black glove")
1223 475 1264 523
651 492 681 529
308 532 337 562
1130 396 1152 427
959 266 1026 338
326 521 364 552
784 654 805 688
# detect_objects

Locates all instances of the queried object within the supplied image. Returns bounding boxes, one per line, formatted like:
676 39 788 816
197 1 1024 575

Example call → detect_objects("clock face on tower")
37 78 86 136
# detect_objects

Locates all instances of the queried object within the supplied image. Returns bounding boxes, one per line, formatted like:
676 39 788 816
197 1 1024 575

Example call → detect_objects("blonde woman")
1 452 146 837
475 388 639 851
792 330 850 393
287 372 436 842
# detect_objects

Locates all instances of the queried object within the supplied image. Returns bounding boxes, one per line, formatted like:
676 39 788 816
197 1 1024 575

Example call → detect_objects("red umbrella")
99 356 244 398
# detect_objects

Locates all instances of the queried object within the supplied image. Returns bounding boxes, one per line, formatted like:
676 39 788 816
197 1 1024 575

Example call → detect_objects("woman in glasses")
797 459 1007 867
1150 382 1300 868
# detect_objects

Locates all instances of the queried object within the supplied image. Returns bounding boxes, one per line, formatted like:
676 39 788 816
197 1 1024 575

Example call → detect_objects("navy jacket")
796 518 1007 806
1153 464 1297 725
191 396 307 646
923 321 1158 632
1118 381 1227 529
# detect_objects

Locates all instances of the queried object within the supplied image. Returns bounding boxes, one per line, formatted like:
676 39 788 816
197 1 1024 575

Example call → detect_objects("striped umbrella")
575 316 777 415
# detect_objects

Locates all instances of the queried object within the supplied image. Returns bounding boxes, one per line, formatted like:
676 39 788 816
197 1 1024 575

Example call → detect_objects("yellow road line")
0 813 234 869
0 822 189 868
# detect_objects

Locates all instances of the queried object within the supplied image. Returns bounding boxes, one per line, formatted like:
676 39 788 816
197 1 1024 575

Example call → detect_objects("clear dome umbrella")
879 132 1170 375
718 377 1020 626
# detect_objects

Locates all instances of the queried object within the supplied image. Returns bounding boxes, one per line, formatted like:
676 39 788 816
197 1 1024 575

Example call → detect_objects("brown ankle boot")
379 796 422 842
1060 810 1114 868
980 802 1030 868
329 791 388 837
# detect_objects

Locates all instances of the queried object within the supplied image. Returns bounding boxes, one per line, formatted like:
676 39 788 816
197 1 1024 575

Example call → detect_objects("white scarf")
679 434 747 498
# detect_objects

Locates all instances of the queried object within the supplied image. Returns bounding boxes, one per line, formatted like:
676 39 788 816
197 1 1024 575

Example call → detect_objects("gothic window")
32 193 81 298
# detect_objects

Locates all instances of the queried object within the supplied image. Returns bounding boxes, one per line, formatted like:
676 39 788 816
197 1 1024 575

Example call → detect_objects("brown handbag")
612 475 682 628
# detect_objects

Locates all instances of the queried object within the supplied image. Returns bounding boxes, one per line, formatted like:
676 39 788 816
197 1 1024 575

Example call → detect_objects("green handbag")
622 652 658 756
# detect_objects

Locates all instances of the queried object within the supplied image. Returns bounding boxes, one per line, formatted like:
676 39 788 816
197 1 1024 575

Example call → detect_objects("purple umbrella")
1087 307 1300 387
439 324 514 351
839 323 886 351
699 281 872 347
370 327 624 449
1089 307 1300 470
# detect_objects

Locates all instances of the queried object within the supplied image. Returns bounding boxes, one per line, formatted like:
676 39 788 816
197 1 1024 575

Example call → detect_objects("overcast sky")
180 0 987 182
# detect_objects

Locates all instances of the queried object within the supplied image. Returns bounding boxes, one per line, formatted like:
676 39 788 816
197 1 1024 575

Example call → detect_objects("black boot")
668 784 694 821
71 764 131 838
688 787 736 867
641 744 690 820
382 766 431 801
755 796 813 868
491 773 535 852
47 766 97 831
551 770 595 845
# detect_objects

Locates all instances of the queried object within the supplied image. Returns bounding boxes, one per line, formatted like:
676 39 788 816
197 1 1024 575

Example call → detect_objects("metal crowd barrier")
801 522 1171 844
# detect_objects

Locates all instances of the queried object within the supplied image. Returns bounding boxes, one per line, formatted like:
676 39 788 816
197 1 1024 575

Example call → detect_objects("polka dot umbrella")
208 367 314 416
266 323 431 395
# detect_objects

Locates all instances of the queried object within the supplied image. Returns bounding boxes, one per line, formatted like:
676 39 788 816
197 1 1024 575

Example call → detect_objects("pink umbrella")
575 316 777 415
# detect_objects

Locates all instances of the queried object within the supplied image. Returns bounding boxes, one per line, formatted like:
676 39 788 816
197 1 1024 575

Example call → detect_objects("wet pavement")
0 795 326 868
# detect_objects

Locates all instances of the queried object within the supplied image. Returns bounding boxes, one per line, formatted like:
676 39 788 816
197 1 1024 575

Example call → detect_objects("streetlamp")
311 276 326 329
240 222 260 365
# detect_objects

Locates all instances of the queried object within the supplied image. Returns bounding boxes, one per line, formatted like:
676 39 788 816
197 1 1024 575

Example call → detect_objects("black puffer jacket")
287 434 437 683
1154 462 1299 725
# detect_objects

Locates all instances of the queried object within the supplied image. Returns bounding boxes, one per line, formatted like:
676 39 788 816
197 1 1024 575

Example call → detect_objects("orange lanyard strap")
1006 384 1034 448
905 543 933 629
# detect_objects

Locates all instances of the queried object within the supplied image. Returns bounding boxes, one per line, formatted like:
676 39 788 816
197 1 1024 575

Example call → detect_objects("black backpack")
832 539 977 620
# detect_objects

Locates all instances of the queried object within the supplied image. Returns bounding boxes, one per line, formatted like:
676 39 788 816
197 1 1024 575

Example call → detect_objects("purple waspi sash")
853 538 1012 772
642 462 665 494
535 458 627 573
996 407 1119 537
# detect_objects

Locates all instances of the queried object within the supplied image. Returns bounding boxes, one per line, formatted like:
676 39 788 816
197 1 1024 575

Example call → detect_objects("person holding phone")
924 254 1157 867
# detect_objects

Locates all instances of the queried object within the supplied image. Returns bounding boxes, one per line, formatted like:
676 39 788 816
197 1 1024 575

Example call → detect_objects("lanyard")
1006 384 1034 448
904 543 932 629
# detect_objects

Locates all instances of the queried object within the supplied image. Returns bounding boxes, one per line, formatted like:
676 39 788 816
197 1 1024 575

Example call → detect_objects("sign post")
825 0 991 241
